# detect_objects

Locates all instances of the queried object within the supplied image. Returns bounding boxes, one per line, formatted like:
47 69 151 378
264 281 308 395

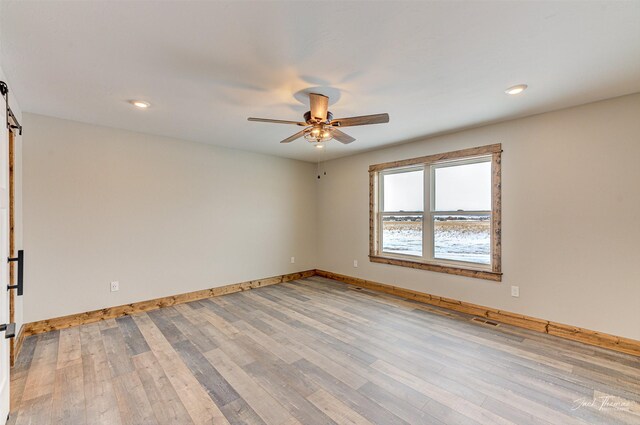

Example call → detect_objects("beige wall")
22 94 640 340
317 93 640 340
23 114 317 322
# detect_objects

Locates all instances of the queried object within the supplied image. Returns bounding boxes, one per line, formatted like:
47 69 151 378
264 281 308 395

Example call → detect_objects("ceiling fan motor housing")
304 111 333 124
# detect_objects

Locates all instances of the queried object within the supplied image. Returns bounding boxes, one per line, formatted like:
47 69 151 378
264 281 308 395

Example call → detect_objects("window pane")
433 215 490 264
434 161 491 211
383 170 423 212
382 215 422 256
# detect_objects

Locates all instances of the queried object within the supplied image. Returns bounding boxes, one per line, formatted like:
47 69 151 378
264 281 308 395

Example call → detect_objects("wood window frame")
369 144 502 281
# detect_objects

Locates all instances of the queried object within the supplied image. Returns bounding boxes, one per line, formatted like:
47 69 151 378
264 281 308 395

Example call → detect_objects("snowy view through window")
433 215 490 264
381 160 491 265
382 170 424 256
382 215 423 256
382 215 490 263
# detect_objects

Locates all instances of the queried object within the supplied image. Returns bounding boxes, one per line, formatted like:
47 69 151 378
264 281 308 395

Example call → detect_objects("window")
432 159 491 265
369 144 501 281
381 168 423 256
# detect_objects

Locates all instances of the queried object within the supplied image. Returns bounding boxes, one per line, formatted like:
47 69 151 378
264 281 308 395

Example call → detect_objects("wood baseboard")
15 268 639 361
315 269 640 357
19 270 315 342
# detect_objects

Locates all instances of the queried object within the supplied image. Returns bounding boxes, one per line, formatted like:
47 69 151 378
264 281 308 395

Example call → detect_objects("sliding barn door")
0 107 10 421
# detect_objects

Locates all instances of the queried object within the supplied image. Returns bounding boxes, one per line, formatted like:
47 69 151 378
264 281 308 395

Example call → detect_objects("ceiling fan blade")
331 128 356 144
280 129 307 144
309 93 329 121
330 113 389 127
248 117 306 126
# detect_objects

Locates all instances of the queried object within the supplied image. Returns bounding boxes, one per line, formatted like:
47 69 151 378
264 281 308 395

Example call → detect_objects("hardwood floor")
9 277 640 425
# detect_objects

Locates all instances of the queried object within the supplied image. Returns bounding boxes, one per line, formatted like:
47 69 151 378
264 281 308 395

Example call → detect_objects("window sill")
369 255 502 281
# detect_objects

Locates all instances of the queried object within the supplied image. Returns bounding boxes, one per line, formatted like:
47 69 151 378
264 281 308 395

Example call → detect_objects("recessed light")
505 84 528 95
129 100 150 109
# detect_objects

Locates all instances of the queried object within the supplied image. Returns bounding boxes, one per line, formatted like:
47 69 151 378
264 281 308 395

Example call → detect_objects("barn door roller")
0 81 22 135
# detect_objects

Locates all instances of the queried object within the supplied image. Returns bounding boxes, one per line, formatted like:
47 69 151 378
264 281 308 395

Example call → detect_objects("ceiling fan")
248 93 389 145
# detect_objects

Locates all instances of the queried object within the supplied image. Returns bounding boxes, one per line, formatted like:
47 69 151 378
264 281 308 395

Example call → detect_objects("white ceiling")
1 1 639 162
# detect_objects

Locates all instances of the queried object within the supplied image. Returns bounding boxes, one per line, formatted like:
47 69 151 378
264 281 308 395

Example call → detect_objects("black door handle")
0 323 15 339
7 249 23 296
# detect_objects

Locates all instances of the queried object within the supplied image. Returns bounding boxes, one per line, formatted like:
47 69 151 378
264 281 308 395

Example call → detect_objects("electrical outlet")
110 281 119 292
511 286 519 297
353 260 358 268
290 256 295 264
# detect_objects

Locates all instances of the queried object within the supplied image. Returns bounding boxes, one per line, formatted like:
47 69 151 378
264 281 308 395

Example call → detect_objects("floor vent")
471 317 500 327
